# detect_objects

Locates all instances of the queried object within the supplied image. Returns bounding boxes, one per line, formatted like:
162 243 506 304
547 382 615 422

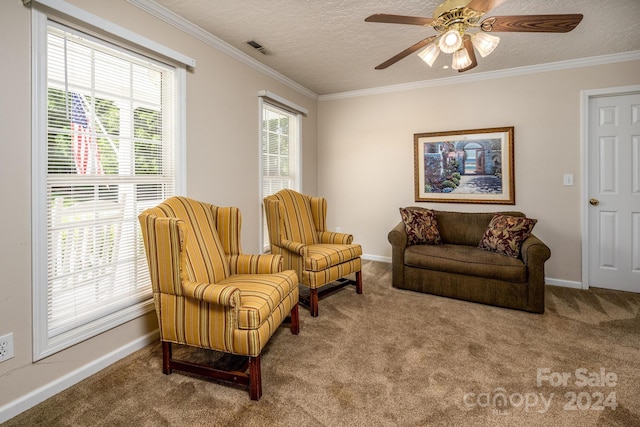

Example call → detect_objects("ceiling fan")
365 0 583 72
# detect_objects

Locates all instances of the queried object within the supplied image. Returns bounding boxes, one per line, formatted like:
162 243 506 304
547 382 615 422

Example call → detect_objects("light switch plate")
563 174 574 186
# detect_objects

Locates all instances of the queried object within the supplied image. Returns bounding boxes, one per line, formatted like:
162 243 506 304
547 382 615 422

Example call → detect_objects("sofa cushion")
404 243 527 283
478 214 537 258
434 210 525 246
399 207 442 246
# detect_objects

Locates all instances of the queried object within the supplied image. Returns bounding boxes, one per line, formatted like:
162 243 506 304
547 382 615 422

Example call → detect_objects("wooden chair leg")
160 340 264 400
162 341 172 375
290 303 300 335
355 271 363 294
310 288 319 317
249 355 262 401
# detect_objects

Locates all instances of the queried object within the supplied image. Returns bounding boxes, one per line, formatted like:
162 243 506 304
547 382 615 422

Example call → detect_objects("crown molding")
319 50 640 101
126 0 639 104
127 0 318 101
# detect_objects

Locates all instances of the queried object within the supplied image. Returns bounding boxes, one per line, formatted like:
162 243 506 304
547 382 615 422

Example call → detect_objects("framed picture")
414 126 515 204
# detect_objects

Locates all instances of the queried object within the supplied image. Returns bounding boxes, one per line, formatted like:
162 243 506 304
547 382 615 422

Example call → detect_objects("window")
259 100 301 250
32 13 186 359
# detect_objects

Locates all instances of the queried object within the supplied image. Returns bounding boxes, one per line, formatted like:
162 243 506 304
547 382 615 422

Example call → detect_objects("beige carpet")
5 261 640 426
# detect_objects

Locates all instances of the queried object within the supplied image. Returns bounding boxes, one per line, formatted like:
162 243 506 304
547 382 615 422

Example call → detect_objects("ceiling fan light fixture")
451 47 472 70
418 42 440 67
438 29 463 53
471 32 500 57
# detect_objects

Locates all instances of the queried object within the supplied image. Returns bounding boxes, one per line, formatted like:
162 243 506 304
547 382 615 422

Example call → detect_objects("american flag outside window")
70 93 103 175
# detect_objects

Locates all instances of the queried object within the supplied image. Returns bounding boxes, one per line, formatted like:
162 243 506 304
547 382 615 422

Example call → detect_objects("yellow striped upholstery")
274 189 318 245
223 271 298 329
212 206 241 256
317 231 353 244
139 196 299 357
228 253 283 275
305 243 363 271
309 195 327 233
145 197 230 285
303 258 362 289
263 189 362 291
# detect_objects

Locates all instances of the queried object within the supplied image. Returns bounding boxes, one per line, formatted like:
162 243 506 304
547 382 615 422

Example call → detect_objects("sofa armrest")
520 234 551 313
388 222 408 288
388 221 408 247
520 235 551 266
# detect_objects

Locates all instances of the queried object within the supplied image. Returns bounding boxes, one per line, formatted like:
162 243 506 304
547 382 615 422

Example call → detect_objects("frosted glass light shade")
452 48 472 70
471 32 500 57
439 29 463 54
418 43 440 67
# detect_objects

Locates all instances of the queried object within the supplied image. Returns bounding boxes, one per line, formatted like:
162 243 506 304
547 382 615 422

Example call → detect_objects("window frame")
258 95 303 252
31 7 187 361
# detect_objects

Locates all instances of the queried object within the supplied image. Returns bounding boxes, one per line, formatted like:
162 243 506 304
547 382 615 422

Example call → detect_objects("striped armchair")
264 189 362 317
138 196 299 400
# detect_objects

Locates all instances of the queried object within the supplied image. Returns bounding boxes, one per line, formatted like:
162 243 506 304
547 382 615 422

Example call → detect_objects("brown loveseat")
388 209 551 313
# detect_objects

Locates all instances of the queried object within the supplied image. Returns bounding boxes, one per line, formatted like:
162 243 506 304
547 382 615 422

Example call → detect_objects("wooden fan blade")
458 35 478 73
481 14 584 33
465 0 508 14
375 36 437 70
365 14 434 27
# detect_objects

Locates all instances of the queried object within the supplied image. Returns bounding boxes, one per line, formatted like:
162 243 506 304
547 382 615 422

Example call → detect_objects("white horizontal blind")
260 102 300 249
42 21 176 349
262 103 296 195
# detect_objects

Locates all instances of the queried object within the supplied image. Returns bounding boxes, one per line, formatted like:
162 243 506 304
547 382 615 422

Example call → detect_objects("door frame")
580 84 640 290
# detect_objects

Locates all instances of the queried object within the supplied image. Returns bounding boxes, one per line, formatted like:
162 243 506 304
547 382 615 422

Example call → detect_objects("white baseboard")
545 278 584 289
362 254 583 290
362 254 391 263
0 330 159 424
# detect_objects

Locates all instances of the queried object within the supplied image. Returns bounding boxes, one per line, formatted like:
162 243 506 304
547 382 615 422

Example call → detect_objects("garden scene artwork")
414 127 515 204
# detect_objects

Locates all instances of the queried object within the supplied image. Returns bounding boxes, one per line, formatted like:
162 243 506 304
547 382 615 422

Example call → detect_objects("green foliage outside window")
47 88 161 176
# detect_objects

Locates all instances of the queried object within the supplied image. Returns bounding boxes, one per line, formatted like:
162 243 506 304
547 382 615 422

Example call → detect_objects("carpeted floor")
5 261 640 426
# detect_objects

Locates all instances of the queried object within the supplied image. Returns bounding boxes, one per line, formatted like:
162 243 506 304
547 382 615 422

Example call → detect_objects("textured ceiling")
151 0 640 95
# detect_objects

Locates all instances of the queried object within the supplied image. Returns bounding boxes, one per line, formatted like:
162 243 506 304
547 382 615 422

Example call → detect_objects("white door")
587 91 640 292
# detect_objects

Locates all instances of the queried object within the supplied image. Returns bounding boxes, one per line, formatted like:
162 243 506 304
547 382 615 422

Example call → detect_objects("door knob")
589 198 600 206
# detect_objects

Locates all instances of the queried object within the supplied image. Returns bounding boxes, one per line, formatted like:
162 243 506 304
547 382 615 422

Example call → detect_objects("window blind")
260 101 301 249
37 21 178 356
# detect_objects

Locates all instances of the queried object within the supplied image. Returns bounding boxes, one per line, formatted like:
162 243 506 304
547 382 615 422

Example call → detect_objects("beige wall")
317 61 640 284
0 0 317 414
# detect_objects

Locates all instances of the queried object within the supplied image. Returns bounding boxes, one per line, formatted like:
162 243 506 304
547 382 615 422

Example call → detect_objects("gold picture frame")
414 126 515 204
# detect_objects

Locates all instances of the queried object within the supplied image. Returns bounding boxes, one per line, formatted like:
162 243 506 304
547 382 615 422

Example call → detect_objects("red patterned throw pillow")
478 214 537 258
399 207 442 246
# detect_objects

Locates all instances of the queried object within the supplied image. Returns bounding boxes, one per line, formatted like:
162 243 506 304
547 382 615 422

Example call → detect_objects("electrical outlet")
0 333 14 362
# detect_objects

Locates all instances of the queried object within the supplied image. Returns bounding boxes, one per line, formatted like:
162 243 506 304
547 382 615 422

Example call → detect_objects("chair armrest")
318 231 353 244
181 280 241 307
280 239 306 255
229 254 283 274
